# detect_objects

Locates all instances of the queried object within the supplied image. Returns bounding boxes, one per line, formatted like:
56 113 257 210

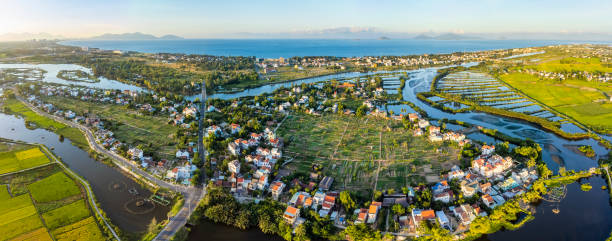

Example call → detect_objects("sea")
59 39 605 58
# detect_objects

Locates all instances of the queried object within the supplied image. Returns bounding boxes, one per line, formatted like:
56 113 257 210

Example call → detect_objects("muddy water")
0 113 169 232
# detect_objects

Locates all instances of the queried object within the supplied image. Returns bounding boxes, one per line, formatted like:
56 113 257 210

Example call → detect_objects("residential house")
283 206 300 224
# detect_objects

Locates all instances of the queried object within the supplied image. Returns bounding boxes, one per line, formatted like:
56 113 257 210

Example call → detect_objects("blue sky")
1 0 611 38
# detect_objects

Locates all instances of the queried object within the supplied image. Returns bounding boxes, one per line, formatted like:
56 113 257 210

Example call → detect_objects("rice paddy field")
0 143 105 241
499 63 612 133
0 147 51 174
277 114 460 192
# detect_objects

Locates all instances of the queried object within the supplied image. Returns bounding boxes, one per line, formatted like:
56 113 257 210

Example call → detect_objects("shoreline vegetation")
56 69 100 83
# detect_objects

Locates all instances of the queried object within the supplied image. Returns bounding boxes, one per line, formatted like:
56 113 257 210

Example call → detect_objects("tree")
147 217 158 233
234 209 251 230
392 204 405 215
294 224 309 241
527 157 536 169
344 224 382 241
339 191 356 212
356 105 368 117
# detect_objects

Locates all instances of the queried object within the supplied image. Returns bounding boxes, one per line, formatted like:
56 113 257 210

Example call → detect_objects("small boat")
552 208 560 214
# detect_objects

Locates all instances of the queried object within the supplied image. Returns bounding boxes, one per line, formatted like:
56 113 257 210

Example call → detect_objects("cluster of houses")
207 122 285 196
394 144 538 234
22 85 200 186
407 113 471 146
283 189 341 225
31 84 203 130
515 68 611 83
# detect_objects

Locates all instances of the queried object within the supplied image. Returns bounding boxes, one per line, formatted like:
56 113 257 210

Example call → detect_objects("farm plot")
0 145 106 241
0 147 51 174
0 194 45 241
277 114 460 191
28 172 82 203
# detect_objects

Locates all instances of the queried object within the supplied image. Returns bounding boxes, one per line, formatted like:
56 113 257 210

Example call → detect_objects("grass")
28 172 81 203
277 114 460 191
0 147 51 174
42 96 178 158
2 98 89 149
41 199 91 230
581 183 593 192
500 72 612 133
8 227 53 241
51 217 105 241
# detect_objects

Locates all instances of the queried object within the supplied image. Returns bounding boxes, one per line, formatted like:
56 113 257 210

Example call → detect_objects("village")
13 61 545 239
194 76 542 238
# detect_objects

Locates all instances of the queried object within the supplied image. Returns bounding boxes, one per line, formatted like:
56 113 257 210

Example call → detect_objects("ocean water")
60 39 597 58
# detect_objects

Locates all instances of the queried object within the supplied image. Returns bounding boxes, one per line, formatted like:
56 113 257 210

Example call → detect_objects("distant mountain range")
87 32 184 40
414 33 480 40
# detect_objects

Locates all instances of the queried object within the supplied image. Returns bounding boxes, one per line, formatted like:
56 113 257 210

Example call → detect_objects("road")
15 96 204 241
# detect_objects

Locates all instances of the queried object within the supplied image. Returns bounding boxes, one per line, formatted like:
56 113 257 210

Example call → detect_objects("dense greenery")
191 185 339 241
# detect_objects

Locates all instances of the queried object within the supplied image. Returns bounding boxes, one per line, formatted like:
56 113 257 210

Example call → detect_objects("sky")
1 0 611 39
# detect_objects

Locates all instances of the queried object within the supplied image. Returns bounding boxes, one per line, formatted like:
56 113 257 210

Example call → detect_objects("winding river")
2 63 611 240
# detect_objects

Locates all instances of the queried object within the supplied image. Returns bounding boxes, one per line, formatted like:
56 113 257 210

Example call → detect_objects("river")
2 62 611 240
0 113 169 233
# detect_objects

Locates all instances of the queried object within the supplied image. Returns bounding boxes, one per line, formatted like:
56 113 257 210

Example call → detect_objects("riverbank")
0 94 181 239
0 140 118 240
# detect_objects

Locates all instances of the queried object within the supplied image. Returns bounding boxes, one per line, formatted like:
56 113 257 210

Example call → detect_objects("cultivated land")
498 56 612 133
1 98 89 149
42 96 179 158
277 114 460 191
0 147 50 174
0 143 105 241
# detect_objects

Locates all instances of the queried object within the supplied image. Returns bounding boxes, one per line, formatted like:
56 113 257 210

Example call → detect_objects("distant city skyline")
1 0 612 40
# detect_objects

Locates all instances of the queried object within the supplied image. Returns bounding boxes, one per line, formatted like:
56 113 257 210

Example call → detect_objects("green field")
0 143 106 241
0 147 50 174
28 172 81 203
500 72 612 132
42 199 91 230
2 98 89 149
0 194 45 240
42 96 178 158
51 217 104 241
277 114 460 191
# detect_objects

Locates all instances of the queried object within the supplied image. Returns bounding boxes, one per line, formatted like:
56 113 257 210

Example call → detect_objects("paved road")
16 96 204 241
